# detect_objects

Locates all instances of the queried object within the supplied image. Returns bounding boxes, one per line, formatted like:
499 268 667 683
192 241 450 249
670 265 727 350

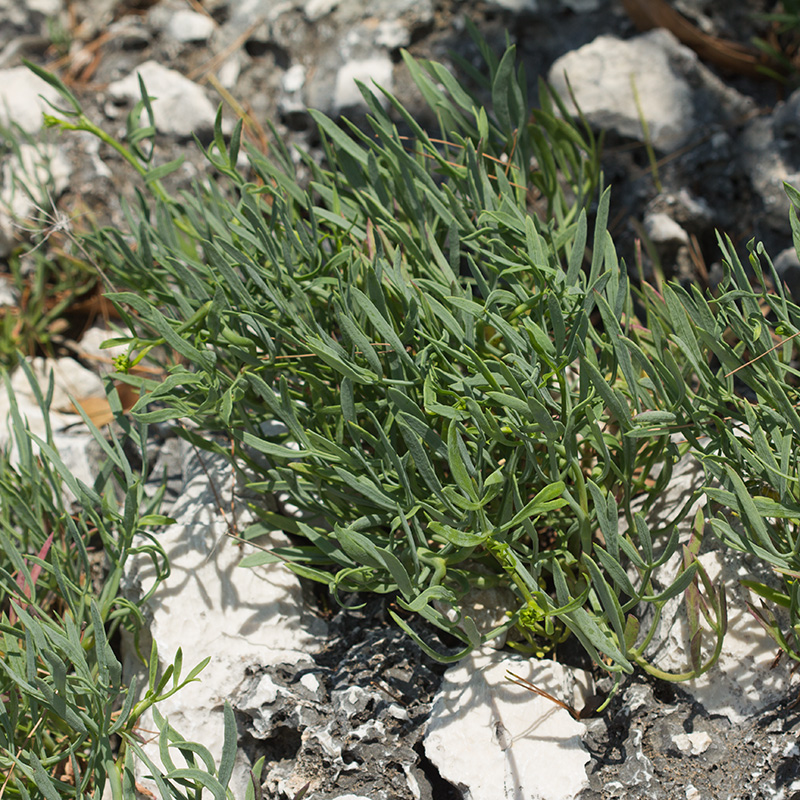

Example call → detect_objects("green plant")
0 244 98 370
752 1 800 83
0 362 261 798
27 28 800 713
28 35 727 702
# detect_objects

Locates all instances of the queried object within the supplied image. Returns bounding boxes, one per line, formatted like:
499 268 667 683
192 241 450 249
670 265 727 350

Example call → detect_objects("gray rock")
234 617 445 799
107 61 219 140
0 0 62 21
580 678 800 799
772 85 800 140
488 0 600 9
548 29 753 151
0 0 65 49
226 0 297 33
773 246 800 297
608 727 655 794
336 0 433 22
646 189 713 232
740 100 800 232
105 18 152 51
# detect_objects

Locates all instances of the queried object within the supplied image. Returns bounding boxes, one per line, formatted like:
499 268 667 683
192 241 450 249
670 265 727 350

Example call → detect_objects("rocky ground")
3 0 800 799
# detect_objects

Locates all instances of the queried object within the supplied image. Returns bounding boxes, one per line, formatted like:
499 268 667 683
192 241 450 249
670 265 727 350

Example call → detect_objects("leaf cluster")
48 36 718 696
0 364 249 798
23 27 800 724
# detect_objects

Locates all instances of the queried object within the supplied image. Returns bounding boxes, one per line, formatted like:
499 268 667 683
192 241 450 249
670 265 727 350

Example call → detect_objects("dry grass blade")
504 671 582 720
70 383 140 427
724 329 800 378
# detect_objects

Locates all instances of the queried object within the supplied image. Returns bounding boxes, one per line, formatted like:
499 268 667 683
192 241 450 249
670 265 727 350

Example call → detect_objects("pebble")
164 10 216 43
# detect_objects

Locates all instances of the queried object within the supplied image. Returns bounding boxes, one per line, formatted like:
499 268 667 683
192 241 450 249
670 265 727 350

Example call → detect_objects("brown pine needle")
724 330 800 378
387 133 527 190
505 670 582 720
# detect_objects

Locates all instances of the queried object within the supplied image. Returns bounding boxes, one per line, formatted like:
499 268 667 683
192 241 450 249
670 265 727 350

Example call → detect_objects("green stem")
47 112 181 210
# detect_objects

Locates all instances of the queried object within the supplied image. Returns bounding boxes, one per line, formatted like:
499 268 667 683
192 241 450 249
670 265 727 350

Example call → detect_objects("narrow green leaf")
447 419 478 501
218 702 237 789
498 482 566 533
583 553 626 648
643 561 698 604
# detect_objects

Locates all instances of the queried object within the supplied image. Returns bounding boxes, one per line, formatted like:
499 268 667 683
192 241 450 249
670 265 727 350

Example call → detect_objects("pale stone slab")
334 57 393 112
650 543 796 724
0 67 62 133
0 357 104 492
630 452 798 723
425 651 592 800
125 450 327 796
0 142 72 257
165 10 216 43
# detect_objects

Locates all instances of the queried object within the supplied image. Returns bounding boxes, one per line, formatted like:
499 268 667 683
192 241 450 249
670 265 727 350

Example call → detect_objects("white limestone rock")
425 651 592 800
75 325 129 372
0 274 17 305
0 67 62 134
0 357 105 492
375 19 410 49
672 731 712 755
124 450 328 797
334 57 393 112
644 212 690 247
0 142 72 257
649 541 796 724
328 796 373 800
548 29 752 151
108 61 219 140
21 0 62 13
627 452 798 724
740 98 800 232
486 0 539 11
164 10 217 43
305 0 338 21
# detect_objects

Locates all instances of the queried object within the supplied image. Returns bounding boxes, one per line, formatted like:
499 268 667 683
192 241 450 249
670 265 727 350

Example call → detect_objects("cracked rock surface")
233 599 456 800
